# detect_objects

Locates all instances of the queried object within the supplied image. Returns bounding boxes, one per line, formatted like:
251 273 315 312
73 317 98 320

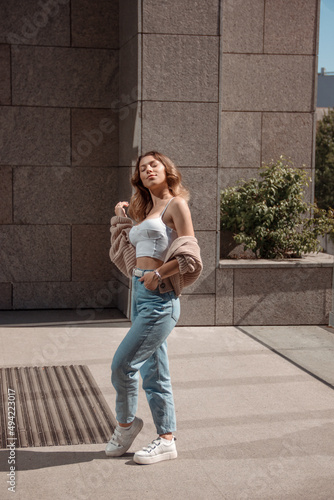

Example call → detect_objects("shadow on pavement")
0 449 134 471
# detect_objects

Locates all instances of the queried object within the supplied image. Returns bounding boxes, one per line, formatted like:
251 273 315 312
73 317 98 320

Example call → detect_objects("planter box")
216 253 334 326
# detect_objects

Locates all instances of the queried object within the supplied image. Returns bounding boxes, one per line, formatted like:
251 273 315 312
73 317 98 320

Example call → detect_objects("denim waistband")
132 267 155 277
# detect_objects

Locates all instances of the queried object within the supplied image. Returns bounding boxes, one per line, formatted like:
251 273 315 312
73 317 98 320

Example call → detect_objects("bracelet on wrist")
153 270 163 284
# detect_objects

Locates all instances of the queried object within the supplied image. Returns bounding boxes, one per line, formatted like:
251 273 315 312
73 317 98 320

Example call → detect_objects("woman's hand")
139 272 159 291
115 201 129 217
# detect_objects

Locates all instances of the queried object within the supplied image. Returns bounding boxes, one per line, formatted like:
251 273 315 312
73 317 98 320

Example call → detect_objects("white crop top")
129 198 178 260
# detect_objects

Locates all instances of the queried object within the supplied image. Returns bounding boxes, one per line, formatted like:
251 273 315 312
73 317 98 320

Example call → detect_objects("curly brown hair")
128 151 190 222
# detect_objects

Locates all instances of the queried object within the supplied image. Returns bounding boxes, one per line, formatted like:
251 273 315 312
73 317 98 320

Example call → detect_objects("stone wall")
0 0 325 326
0 0 119 310
118 0 321 325
118 0 221 325
220 0 319 203
216 254 333 326
216 0 323 326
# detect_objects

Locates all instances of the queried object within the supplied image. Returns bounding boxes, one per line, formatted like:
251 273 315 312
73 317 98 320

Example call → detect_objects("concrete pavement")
0 320 333 500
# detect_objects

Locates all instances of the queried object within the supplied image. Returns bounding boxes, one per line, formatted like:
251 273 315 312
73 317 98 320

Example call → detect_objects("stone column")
220 0 319 185
216 0 320 325
116 0 142 317
119 0 221 325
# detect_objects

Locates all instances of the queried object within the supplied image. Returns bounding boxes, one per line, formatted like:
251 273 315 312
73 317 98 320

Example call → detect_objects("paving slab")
239 325 334 388
0 323 333 500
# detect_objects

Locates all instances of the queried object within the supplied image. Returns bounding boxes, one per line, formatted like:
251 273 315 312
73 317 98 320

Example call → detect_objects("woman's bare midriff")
136 256 164 270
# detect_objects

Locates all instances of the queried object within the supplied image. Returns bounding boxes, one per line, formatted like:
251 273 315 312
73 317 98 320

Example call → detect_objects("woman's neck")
149 188 173 207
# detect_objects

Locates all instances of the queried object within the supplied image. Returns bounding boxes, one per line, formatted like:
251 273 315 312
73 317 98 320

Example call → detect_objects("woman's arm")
170 197 195 237
157 197 194 278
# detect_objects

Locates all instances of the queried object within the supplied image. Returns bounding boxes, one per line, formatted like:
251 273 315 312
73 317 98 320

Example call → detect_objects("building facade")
0 0 322 325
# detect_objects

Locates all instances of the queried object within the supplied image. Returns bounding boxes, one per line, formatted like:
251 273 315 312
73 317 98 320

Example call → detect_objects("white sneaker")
133 436 177 465
105 417 143 457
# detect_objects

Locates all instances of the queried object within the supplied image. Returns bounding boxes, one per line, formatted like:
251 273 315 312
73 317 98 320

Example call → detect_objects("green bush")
220 157 334 259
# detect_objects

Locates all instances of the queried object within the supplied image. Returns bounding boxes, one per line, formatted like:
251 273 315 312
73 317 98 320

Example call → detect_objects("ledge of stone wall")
216 254 334 326
219 253 334 268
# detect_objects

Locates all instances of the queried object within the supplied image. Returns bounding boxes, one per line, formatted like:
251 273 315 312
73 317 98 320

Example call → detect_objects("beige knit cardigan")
109 215 203 296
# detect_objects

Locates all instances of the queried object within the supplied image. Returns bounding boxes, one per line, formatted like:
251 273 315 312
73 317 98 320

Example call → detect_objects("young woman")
106 151 202 465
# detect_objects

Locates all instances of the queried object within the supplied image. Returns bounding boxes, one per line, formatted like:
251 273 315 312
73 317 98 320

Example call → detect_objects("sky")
318 0 334 72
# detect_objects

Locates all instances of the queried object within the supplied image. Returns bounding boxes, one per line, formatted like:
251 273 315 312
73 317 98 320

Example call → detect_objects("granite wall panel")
13 280 118 310
179 167 217 231
0 45 11 105
117 281 131 318
118 36 140 168
0 107 70 166
143 35 219 102
119 103 140 167
72 225 114 281
0 226 71 282
222 54 314 112
14 167 117 224
0 0 70 46
143 0 220 35
220 167 260 190
116 166 133 203
234 267 332 325
262 113 314 168
119 0 140 47
120 36 140 105
221 112 262 168
12 46 118 108
0 167 12 224
0 283 12 309
142 102 218 167
71 109 119 167
183 231 216 295
264 0 318 55
222 0 264 53
215 268 234 325
71 0 119 48
178 294 216 326
112 265 131 290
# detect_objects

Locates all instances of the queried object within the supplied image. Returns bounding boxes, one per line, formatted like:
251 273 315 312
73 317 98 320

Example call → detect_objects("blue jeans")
111 272 180 435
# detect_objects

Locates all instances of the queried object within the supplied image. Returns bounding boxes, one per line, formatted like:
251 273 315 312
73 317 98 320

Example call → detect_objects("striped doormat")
0 365 116 448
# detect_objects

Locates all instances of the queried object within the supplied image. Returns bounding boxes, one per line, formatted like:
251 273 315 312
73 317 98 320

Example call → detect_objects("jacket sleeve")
175 254 198 275
166 237 203 291
109 216 136 278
